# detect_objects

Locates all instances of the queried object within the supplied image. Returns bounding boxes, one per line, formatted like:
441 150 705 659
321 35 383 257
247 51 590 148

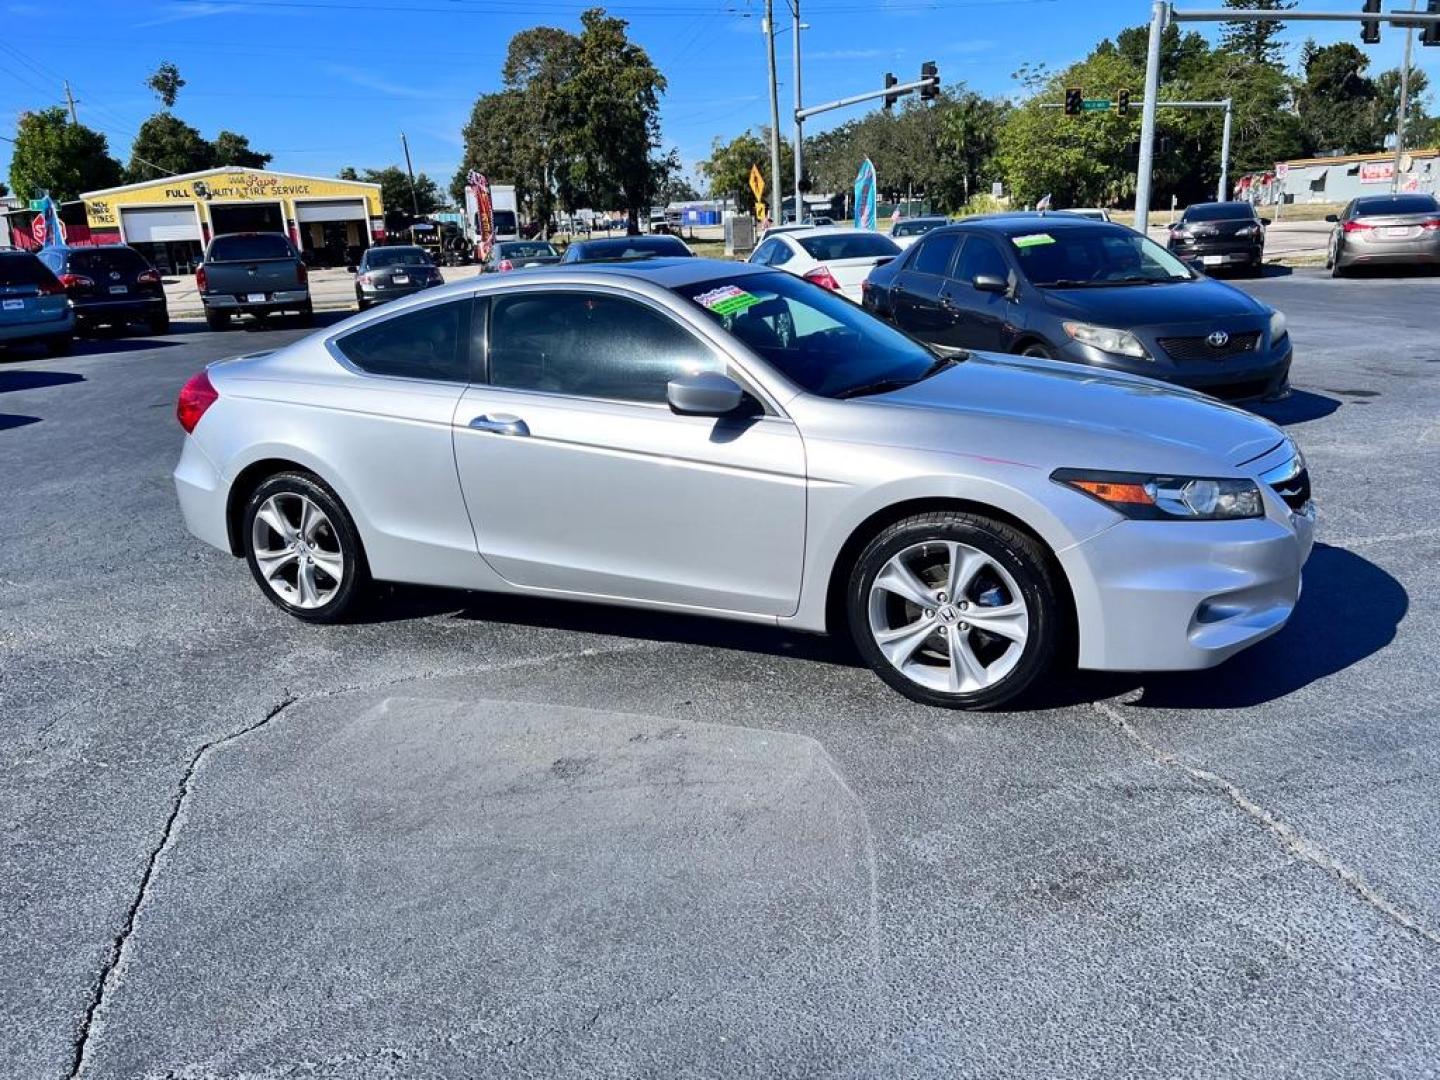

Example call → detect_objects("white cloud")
323 64 436 100
134 2 245 28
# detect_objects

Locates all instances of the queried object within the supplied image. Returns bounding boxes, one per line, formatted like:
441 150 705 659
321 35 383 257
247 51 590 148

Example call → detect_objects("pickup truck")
197 232 312 330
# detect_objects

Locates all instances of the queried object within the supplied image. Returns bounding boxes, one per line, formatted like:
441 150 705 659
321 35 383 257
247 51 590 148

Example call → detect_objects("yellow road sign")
754 199 766 220
748 164 765 202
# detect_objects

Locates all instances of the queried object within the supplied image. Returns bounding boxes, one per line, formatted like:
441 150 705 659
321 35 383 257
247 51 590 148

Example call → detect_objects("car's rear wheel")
847 511 1061 710
148 311 170 335
205 309 231 331
242 473 368 623
297 301 315 327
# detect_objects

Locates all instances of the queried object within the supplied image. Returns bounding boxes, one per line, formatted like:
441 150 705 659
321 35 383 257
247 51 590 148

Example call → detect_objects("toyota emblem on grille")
1207 330 1230 348
109 271 122 280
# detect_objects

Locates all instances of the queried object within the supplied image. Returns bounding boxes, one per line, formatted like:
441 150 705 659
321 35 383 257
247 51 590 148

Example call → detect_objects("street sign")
1082 98 1111 112
748 164 765 203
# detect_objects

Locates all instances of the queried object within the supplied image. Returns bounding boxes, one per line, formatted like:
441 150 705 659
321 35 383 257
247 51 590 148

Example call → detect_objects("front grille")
1270 467 1311 513
1158 331 1261 361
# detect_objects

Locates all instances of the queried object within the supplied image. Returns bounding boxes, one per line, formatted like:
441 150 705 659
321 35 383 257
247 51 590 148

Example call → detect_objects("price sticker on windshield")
1012 233 1055 248
695 285 762 316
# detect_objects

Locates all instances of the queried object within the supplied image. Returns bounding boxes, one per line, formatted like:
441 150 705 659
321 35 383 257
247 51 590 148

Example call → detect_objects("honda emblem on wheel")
1207 330 1230 348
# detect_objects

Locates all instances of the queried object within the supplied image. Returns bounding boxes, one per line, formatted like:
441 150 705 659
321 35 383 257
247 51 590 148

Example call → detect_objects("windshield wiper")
835 377 918 399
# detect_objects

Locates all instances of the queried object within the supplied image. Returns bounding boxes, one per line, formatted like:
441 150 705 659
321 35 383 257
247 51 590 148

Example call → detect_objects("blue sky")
1 0 1429 194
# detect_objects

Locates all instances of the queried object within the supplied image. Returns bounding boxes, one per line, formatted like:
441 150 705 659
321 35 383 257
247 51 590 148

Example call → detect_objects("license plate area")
393 275 410 285
109 285 128 294
246 292 266 303
1383 226 1413 238
2 299 23 310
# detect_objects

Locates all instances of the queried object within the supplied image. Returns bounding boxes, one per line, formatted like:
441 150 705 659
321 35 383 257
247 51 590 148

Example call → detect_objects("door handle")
468 413 529 436
940 293 960 311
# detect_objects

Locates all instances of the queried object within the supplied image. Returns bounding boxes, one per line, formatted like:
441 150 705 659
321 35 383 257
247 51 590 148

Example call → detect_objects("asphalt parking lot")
4 267 1439 1079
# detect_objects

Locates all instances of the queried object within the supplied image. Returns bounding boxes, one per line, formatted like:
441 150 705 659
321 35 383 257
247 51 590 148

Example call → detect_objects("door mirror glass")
1323 214 1338 223
667 371 745 416
1259 217 1272 226
973 273 1008 293
346 265 358 273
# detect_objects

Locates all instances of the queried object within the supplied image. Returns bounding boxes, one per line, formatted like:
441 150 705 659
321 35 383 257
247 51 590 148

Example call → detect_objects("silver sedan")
1326 193 1440 276
173 258 1315 709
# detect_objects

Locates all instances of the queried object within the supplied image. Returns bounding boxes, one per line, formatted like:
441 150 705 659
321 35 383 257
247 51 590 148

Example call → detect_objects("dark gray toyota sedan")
863 214 1291 403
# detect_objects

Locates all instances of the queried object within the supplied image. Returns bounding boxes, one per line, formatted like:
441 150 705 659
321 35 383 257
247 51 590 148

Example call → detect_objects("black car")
1165 201 1269 273
863 213 1292 403
559 235 692 263
36 245 168 335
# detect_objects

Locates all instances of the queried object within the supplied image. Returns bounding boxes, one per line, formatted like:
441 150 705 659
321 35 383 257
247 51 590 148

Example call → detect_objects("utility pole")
764 0 783 224
1392 0 1416 193
1134 0 1167 235
1218 98 1233 201
791 0 804 224
400 132 420 217
63 81 79 124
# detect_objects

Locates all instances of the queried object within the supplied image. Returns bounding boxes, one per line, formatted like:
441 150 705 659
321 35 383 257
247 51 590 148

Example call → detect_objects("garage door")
295 199 366 224
121 206 200 243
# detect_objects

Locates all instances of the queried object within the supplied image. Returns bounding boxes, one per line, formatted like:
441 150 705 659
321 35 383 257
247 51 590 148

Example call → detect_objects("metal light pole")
791 0 804 224
764 0 784 224
1392 0 1416 193
1134 0 1167 234
400 132 420 217
1218 98 1233 202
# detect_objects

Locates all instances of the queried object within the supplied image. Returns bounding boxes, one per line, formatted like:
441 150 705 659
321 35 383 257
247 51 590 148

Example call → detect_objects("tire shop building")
79 167 384 273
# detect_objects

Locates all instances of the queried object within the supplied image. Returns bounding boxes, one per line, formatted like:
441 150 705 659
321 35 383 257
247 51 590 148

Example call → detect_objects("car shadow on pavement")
70 336 183 356
0 414 41 432
0 370 84 392
1249 389 1341 426
1120 543 1406 710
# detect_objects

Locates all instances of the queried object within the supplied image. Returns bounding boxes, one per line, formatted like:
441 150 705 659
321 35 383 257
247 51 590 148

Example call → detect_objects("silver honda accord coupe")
173 258 1315 709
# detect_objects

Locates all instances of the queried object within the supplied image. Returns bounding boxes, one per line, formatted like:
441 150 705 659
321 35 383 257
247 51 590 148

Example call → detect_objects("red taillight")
196 265 208 291
57 273 94 289
176 370 219 434
137 268 161 284
1343 220 1374 233
37 275 66 296
804 265 841 290
1423 219 1440 232
498 259 514 272
296 262 308 286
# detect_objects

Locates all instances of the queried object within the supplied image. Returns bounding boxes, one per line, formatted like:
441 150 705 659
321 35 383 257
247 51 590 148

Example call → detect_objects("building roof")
1278 148 1440 169
80 165 382 200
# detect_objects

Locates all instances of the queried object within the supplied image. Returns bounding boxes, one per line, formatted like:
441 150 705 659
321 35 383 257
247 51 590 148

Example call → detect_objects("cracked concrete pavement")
3 268 1440 1078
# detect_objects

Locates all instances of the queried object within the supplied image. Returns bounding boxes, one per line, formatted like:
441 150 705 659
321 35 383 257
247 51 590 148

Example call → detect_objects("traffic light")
920 60 939 101
1424 0 1439 46
1064 87 1083 116
1117 88 1131 116
1361 0 1381 44
883 72 900 111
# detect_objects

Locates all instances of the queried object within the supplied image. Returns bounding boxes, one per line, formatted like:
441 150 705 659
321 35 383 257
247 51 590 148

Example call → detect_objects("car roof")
1354 193 1436 207
935 213 1127 236
1181 201 1254 212
573 235 686 249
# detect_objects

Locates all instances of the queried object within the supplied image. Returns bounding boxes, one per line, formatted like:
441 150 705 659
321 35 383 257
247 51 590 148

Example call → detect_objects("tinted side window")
751 240 777 266
953 237 1010 285
911 233 959 276
489 292 720 404
0 254 55 287
336 300 469 382
771 242 794 266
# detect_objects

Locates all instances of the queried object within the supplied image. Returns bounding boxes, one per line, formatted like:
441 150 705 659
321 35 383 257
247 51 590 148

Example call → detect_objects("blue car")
0 249 74 356
863 213 1291 403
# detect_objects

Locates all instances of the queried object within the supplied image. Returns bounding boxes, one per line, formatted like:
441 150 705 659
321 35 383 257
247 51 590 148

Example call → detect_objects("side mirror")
973 273 1008 294
1259 217 1272 226
667 371 746 416
1324 214 1338 223
346 265 358 273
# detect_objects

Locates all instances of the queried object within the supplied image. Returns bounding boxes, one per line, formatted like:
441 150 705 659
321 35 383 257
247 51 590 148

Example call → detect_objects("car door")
890 232 961 341
452 286 807 617
941 234 1015 351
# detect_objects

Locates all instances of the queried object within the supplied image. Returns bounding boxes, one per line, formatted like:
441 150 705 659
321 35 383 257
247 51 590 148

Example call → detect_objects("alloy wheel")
866 539 1030 695
249 492 345 610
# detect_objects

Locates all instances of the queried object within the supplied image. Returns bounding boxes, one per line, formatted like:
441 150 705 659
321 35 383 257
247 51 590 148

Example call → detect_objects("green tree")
8 107 122 201
211 130 272 169
1375 65 1434 153
345 165 442 216
697 128 792 211
655 165 700 204
1220 0 1296 68
146 61 186 108
1295 42 1379 154
453 89 530 209
128 113 214 181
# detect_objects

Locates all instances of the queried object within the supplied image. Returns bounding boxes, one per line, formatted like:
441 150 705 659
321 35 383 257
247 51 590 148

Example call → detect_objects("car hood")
1037 277 1265 325
820 352 1285 473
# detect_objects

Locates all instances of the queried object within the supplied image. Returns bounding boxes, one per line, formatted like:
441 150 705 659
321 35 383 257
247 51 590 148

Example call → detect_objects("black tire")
1330 257 1347 279
1017 341 1055 360
846 510 1062 710
297 301 315 327
205 308 231 331
355 293 367 312
148 311 170 335
45 334 74 356
241 472 370 623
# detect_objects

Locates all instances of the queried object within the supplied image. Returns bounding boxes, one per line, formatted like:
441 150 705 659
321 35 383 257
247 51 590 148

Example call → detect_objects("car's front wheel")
242 473 368 623
847 511 1061 710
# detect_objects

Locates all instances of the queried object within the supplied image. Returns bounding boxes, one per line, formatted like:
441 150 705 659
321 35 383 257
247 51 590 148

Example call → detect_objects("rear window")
367 247 432 268
493 210 518 233
208 234 295 261
1354 195 1438 217
575 236 690 260
1181 203 1257 222
0 253 55 287
68 248 149 276
498 242 556 258
892 219 945 238
796 232 901 261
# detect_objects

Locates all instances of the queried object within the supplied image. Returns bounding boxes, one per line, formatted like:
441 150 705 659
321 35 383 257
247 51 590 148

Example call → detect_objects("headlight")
1269 309 1287 342
1062 322 1149 360
1235 225 1258 237
1052 469 1264 520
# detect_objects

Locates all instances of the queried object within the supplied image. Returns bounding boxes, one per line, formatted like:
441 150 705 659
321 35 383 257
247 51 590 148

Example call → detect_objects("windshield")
69 248 149 275
1354 195 1438 217
499 242 557 258
1181 202 1256 222
367 247 432 268
208 234 294 261
1007 227 1193 287
675 271 945 399
892 219 945 237
796 232 900 261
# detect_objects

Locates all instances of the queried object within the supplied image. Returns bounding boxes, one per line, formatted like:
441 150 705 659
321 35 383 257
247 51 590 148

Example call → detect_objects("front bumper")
1060 495 1315 672
1058 336 1292 403
203 290 310 312
1168 237 1264 267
